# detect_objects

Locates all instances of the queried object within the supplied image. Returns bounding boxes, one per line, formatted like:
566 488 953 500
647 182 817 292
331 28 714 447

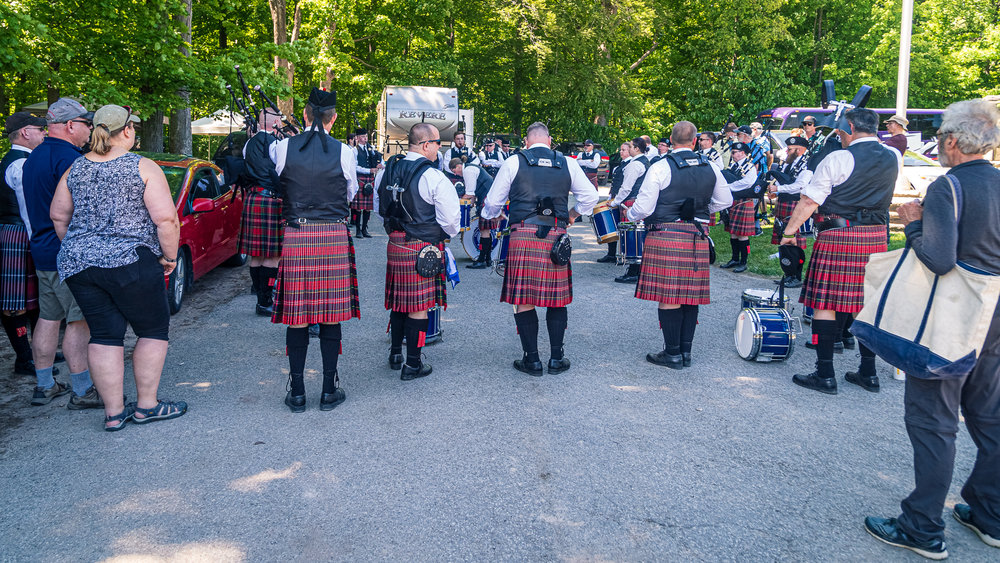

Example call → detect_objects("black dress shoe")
596 254 617 263
733 263 748 273
719 259 740 269
355 227 363 237
255 304 274 317
388 353 404 370
320 389 346 411
401 363 432 381
774 276 802 288
614 274 639 283
513 358 544 376
466 260 489 269
842 335 856 349
805 340 844 353
284 391 306 413
361 227 373 238
864 516 948 560
547 357 571 374
682 353 692 367
845 371 880 392
646 350 684 369
792 371 838 394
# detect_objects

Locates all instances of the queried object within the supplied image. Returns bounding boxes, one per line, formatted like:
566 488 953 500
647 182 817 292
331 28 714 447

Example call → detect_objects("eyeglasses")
23 126 46 132
421 139 442 146
803 122 816 126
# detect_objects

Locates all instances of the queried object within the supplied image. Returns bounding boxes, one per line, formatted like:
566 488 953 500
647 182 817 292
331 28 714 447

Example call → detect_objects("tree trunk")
169 0 193 155
46 62 60 106
268 0 297 118
142 110 166 153
321 13 338 90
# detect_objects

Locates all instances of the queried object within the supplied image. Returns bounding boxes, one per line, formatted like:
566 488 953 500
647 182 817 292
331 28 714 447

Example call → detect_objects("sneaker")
864 516 948 560
953 504 1000 548
67 386 105 410
30 380 70 406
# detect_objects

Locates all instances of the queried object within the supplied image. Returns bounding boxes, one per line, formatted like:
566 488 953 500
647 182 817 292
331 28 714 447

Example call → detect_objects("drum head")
462 228 481 260
734 309 760 359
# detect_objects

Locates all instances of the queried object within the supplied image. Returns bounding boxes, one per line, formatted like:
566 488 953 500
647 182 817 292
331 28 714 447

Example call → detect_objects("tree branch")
627 40 658 72
350 54 378 70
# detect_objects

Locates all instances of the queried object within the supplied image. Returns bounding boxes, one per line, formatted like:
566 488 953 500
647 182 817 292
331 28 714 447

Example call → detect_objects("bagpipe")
806 80 873 170
226 65 300 139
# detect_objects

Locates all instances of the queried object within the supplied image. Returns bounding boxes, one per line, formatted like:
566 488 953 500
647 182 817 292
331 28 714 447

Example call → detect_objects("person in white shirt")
478 138 505 177
641 135 657 160
575 139 602 188
609 137 651 283
441 131 479 170
481 122 598 377
719 142 760 272
373 124 460 381
352 128 383 238
697 132 722 168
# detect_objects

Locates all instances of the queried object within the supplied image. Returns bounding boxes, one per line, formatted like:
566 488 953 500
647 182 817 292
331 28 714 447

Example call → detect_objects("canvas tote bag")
851 174 1000 380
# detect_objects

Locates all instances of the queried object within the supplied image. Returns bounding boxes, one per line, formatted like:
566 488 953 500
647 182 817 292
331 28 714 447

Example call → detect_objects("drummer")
608 137 651 283
624 121 732 368
598 142 632 264
448 158 495 269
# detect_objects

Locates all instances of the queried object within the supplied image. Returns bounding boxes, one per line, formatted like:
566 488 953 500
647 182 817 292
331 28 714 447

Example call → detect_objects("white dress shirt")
373 152 461 238
4 144 34 235
479 150 504 169
727 157 759 193
800 137 903 206
774 156 814 195
269 131 360 201
627 150 733 222
481 143 599 219
645 146 657 160
355 143 376 175
611 158 648 206
462 164 482 194
575 151 601 171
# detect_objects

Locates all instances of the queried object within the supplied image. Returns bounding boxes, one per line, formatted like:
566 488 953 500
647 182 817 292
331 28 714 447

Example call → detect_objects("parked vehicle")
140 153 246 314
555 141 610 185
901 149 947 194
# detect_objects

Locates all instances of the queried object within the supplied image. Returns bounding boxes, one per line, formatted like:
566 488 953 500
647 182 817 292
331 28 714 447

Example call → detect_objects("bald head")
408 123 438 147
524 122 550 147
670 121 697 149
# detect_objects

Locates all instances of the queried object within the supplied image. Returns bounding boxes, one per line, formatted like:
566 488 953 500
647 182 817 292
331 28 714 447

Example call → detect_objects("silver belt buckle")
296 218 308 224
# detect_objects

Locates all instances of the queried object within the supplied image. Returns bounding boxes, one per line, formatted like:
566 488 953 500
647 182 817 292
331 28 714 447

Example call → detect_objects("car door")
212 166 242 258
186 166 224 277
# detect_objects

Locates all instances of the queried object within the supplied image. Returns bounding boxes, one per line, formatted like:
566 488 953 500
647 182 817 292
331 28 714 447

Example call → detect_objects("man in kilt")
767 135 813 287
268 88 360 413
780 108 901 395
576 140 601 188
352 128 382 238
478 138 505 178
239 110 285 316
597 142 632 264
482 122 599 376
609 137 651 283
447 158 496 269
719 142 759 272
374 123 460 381
626 121 732 368
2 112 47 375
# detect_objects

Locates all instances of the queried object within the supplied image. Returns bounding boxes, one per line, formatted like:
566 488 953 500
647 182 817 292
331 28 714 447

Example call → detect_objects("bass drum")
461 226 496 260
734 307 796 362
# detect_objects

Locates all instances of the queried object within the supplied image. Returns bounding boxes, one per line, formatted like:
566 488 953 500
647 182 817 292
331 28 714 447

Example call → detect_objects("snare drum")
591 201 620 244
461 226 493 260
799 216 814 236
734 307 796 362
802 306 814 325
617 222 646 264
426 305 442 344
459 197 474 232
741 288 790 311
491 228 511 272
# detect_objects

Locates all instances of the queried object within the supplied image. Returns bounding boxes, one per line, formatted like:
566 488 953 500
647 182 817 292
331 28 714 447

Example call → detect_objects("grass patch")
708 223 906 278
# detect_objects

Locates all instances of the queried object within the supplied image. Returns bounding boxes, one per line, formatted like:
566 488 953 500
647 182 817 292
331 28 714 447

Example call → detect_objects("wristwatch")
162 256 177 263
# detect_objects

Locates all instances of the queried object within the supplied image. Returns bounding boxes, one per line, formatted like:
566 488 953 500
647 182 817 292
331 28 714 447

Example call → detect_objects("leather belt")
286 218 348 227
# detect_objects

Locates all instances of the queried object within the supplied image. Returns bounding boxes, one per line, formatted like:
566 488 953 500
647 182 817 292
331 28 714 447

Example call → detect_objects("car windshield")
903 152 936 167
161 166 187 202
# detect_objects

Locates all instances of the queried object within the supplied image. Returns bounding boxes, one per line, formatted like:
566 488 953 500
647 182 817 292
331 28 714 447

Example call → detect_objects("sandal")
104 405 135 432
131 400 188 424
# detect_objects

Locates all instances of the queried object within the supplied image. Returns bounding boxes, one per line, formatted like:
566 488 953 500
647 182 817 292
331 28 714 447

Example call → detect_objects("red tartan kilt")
800 224 888 314
707 212 717 227
635 224 710 305
272 222 360 325
501 227 572 307
726 199 756 237
584 170 598 188
384 231 447 313
478 216 501 231
238 190 284 256
352 174 375 211
770 199 798 244
0 224 38 311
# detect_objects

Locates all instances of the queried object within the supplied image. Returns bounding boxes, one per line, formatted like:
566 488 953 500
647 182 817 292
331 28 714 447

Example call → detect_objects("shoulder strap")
943 173 963 224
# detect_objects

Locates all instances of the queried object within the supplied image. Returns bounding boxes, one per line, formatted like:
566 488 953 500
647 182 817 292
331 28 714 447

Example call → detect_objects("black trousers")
896 299 1000 543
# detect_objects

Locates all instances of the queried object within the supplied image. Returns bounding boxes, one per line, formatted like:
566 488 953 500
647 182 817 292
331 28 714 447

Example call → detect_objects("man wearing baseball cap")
21 97 98 409
884 114 909 156
576 140 601 188
1 112 48 376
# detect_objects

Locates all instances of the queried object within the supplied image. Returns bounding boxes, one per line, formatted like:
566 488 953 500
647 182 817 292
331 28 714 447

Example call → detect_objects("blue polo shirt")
22 137 82 271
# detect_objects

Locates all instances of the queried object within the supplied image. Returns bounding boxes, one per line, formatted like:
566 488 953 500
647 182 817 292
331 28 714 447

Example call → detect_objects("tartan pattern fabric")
478 216 501 231
501 226 573 307
635 224 710 305
237 190 284 256
351 173 375 211
584 170 598 188
800 224 888 314
707 212 717 227
271 222 360 325
770 199 807 248
0 224 38 311
725 198 757 237
384 230 446 313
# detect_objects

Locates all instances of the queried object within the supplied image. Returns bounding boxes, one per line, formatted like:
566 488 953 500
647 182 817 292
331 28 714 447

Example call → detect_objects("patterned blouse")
57 152 162 280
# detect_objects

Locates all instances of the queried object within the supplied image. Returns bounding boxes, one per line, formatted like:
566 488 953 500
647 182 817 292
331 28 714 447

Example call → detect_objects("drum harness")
382 155 445 278
645 152 717 268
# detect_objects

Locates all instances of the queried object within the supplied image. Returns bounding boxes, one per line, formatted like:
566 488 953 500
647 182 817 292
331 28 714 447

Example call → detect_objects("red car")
141 153 246 313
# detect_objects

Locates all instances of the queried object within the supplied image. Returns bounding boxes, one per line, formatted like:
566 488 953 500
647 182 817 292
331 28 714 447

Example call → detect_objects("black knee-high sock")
740 240 750 264
389 310 406 355
286 326 309 395
405 316 428 368
259 266 278 307
658 308 683 355
730 238 740 261
514 309 540 363
680 305 699 354
626 263 641 277
1 313 33 363
842 315 854 338
249 266 261 294
811 319 838 379
545 307 568 360
858 342 877 377
480 236 493 261
606 241 617 256
834 311 852 338
362 210 371 229
319 323 341 392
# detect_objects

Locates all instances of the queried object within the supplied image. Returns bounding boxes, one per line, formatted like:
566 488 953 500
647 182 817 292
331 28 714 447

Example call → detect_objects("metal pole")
895 0 914 116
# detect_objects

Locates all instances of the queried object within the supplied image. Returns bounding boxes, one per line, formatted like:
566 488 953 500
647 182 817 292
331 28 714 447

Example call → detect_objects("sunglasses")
422 139 442 146
70 119 93 129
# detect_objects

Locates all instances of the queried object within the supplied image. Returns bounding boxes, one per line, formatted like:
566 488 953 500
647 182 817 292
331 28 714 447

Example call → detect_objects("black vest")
610 160 627 198
243 132 279 191
578 151 598 171
0 148 29 224
623 155 650 202
468 165 494 211
649 153 666 165
279 131 350 222
483 148 503 165
444 170 466 197
377 156 448 244
356 144 376 171
448 146 474 164
647 151 717 224
507 147 571 225
775 155 808 202
818 141 898 220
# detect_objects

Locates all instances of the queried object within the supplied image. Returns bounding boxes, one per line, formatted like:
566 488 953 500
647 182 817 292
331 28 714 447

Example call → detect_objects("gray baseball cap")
46 98 93 124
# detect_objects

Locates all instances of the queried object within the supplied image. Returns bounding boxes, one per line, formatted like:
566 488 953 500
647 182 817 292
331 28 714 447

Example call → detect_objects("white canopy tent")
191 110 245 136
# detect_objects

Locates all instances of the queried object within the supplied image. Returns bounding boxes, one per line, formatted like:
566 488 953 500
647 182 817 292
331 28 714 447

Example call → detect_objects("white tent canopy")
191 110 245 136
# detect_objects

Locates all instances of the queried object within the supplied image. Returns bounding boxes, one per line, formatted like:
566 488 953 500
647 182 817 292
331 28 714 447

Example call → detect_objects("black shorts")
65 247 170 346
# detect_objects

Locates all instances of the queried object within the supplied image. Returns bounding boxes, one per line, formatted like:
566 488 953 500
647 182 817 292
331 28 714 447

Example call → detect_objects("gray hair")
939 99 1000 155
670 121 697 146
525 122 549 142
